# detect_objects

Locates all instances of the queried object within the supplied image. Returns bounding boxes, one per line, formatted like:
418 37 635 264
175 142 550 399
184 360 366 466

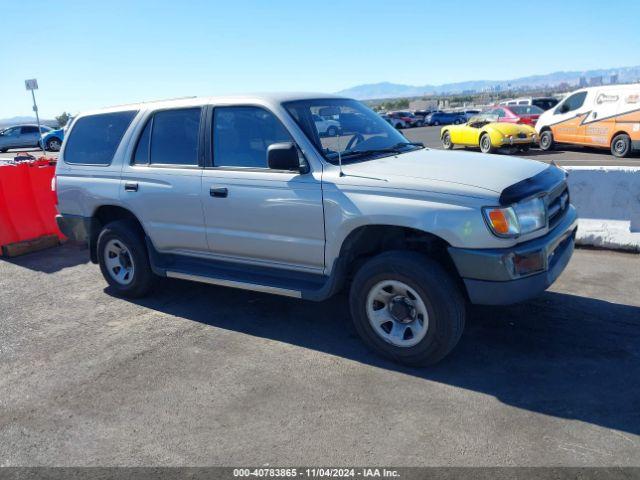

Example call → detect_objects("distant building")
589 76 603 86
409 99 437 111
610 74 619 84
579 76 588 88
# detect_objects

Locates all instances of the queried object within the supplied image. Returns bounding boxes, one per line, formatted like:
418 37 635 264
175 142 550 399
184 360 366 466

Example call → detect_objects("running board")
166 271 302 298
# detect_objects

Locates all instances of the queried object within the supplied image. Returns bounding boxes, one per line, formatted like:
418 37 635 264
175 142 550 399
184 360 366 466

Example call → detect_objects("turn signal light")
483 206 520 237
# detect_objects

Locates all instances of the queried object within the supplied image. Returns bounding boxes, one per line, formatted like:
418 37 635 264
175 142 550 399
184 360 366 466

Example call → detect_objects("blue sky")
2 0 639 118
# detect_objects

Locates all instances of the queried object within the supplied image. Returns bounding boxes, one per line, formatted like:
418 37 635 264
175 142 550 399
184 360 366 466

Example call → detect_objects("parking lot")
1 244 639 466
2 126 639 167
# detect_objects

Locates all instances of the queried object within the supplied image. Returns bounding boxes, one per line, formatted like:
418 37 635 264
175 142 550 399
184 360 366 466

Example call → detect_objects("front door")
201 106 325 273
550 91 589 144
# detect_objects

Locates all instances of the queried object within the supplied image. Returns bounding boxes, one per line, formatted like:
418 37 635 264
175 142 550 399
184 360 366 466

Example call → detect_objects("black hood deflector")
499 165 567 205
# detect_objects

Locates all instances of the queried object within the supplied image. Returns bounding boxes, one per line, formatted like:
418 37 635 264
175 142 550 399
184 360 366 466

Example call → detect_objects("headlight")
483 196 546 237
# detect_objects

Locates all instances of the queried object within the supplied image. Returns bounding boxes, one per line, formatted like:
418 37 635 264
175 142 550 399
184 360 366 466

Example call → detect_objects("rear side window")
65 111 137 165
132 108 201 166
21 126 39 134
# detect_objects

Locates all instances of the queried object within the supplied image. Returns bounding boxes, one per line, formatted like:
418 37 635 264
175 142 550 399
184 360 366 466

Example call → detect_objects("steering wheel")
345 133 364 151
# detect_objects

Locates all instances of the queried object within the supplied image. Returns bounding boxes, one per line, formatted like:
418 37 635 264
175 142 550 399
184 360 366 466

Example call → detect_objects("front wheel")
326 126 338 137
479 133 494 154
97 220 154 298
46 137 62 152
442 131 453 150
349 251 466 366
611 133 631 158
539 130 554 151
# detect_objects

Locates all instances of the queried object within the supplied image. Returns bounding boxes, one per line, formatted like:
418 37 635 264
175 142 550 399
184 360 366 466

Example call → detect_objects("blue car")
424 111 466 126
41 127 65 151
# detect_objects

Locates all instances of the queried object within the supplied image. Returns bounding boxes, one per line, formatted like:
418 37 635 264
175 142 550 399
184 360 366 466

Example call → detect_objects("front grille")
546 181 569 228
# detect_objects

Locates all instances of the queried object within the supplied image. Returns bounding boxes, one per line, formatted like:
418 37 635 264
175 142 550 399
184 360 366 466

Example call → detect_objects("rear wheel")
442 131 453 150
97 220 154 298
349 251 465 366
539 130 554 151
479 133 494 154
611 133 631 158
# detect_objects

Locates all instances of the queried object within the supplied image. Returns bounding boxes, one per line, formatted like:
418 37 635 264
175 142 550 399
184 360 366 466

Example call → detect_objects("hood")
340 148 548 199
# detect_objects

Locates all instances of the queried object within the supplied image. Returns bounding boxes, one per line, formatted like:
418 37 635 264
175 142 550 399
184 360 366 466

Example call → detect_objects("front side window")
556 92 587 114
213 106 292 169
65 111 137 165
285 98 418 165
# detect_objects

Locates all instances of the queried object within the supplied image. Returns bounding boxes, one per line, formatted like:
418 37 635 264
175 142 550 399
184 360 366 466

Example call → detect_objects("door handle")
210 187 228 198
124 182 138 192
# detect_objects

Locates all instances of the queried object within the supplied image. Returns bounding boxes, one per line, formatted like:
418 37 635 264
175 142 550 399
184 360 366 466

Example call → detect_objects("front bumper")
448 205 578 305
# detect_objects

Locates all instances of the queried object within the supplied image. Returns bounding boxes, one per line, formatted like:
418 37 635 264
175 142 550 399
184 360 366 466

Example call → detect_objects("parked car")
379 113 405 129
0 124 51 152
312 114 341 137
499 97 559 111
389 111 422 127
424 111 466 126
535 84 640 157
55 93 576 366
487 105 544 126
414 109 439 121
461 109 481 121
441 112 538 154
41 127 65 151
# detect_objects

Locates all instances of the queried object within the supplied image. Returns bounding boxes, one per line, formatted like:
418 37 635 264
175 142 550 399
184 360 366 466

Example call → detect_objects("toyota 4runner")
55 94 577 366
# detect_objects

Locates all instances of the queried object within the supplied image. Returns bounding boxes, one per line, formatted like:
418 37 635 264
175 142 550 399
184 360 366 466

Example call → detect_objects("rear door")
120 107 208 254
201 105 325 272
20 126 40 147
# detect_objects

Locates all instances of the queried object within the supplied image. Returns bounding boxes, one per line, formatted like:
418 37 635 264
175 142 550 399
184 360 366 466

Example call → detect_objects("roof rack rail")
103 96 198 109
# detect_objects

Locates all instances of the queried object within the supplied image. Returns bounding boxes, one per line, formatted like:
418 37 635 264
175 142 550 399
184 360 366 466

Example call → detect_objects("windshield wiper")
339 142 425 160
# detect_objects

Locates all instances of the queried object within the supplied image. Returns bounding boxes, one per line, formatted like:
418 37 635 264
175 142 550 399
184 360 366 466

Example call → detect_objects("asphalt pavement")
1 245 639 466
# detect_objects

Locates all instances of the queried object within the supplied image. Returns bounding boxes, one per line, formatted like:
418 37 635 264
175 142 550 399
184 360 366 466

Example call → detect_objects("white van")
498 97 559 111
535 84 640 157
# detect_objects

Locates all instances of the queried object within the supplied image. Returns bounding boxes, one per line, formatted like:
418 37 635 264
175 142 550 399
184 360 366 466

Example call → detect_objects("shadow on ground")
1 242 89 273
118 276 640 436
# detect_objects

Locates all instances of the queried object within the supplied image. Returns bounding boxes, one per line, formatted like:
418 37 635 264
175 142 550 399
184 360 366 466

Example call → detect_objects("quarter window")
64 111 137 165
557 92 587 114
213 106 293 169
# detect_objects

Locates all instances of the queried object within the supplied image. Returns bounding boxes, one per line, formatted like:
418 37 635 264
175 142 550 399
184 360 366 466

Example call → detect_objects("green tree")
55 112 71 128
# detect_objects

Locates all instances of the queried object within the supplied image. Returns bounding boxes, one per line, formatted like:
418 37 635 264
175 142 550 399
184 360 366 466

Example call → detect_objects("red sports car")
489 105 544 126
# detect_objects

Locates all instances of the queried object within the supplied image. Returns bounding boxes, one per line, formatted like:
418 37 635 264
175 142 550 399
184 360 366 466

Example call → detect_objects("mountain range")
336 65 640 100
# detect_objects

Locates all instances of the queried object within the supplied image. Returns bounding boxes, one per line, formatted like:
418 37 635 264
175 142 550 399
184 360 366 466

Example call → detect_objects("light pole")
25 79 45 155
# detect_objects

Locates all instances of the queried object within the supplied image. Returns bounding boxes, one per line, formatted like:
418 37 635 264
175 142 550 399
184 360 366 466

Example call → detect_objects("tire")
611 133 631 158
442 131 453 150
349 250 466 366
539 130 554 151
46 137 62 152
326 126 338 137
97 220 154 298
433 120 440 126
479 133 494 154
454 119 462 125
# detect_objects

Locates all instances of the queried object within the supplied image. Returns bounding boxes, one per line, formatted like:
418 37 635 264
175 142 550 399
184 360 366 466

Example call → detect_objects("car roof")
75 92 348 117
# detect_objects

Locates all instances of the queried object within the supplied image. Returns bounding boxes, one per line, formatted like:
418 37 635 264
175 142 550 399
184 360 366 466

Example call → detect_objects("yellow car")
441 114 538 154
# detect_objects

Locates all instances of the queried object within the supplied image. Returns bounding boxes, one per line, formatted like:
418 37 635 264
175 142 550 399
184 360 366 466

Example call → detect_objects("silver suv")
55 94 577 366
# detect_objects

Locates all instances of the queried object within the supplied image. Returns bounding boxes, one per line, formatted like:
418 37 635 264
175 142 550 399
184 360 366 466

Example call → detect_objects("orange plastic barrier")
0 159 64 249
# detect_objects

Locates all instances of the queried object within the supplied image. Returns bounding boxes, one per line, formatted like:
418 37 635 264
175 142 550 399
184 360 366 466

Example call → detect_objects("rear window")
64 111 137 165
510 105 544 115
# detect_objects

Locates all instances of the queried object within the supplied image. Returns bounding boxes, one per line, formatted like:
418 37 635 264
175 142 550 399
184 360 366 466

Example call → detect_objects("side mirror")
267 142 303 172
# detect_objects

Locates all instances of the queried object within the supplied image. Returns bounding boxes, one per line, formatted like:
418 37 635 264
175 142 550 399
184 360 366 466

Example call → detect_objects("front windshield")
283 98 422 164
